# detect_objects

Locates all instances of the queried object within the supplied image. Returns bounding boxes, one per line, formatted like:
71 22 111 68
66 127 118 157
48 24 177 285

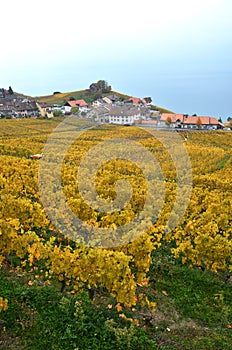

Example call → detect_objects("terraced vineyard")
0 118 231 349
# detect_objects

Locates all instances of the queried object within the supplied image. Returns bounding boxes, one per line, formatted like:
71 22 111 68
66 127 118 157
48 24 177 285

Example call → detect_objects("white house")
64 99 88 114
109 106 149 125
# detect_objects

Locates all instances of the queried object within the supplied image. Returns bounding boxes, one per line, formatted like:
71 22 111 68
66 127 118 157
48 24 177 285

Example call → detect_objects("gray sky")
1 0 232 120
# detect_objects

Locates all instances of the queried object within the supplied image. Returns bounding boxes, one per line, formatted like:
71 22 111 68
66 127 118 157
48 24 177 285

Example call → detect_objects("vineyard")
0 117 231 349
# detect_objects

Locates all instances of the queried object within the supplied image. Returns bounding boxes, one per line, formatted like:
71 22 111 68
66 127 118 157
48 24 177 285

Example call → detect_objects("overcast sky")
1 0 232 120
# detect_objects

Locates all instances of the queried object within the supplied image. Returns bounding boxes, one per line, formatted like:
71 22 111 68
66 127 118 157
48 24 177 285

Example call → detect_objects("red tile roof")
160 113 184 122
66 99 88 107
182 116 220 125
161 114 221 126
127 97 146 105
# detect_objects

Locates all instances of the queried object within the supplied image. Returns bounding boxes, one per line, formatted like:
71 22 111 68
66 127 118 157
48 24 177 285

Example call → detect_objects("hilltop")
35 85 173 114
1 83 226 129
1 81 174 114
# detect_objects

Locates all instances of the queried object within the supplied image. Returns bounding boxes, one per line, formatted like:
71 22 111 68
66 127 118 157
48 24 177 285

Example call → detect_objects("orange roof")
160 113 184 122
183 116 220 125
161 114 221 126
128 97 146 105
66 99 87 107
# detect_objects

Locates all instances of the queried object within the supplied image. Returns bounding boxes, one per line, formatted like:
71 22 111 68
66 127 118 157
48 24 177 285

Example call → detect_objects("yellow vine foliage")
0 120 231 309
0 297 8 313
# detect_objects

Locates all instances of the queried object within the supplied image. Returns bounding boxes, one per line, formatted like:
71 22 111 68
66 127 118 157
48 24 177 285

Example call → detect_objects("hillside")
0 119 231 349
36 89 174 114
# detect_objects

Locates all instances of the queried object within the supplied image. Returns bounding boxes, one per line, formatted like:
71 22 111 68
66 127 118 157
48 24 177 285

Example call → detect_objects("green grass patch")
218 154 230 170
0 268 156 350
1 252 231 350
36 88 173 114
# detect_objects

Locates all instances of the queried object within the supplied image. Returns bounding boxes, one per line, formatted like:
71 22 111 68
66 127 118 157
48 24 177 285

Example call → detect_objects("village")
0 86 227 130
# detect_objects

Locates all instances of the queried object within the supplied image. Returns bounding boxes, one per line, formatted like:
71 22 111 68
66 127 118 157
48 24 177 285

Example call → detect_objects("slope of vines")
0 119 231 314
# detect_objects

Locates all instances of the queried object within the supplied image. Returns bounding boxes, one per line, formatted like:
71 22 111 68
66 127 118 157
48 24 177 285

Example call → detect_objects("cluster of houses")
158 113 224 130
0 88 38 118
0 87 225 129
37 95 155 125
60 95 224 130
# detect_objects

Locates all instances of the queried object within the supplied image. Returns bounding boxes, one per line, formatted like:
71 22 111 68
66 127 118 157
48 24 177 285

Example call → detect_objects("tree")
96 80 108 91
165 116 172 127
106 85 112 93
93 92 102 101
53 110 63 117
0 88 5 98
8 86 14 95
71 107 79 115
196 117 202 129
226 119 232 129
89 83 98 93
89 80 111 94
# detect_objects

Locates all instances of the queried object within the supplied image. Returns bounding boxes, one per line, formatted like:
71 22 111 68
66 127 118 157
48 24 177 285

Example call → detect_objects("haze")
1 0 232 120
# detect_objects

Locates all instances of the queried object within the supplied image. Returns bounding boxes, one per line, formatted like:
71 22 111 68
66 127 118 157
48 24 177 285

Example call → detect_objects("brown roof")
89 106 111 115
143 97 152 103
109 106 149 117
0 99 37 113
104 94 119 102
